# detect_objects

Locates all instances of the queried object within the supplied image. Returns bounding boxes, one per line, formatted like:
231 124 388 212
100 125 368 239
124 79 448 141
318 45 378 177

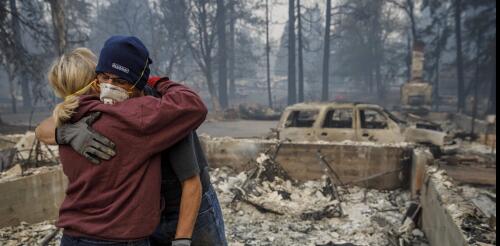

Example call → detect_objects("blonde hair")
48 48 97 126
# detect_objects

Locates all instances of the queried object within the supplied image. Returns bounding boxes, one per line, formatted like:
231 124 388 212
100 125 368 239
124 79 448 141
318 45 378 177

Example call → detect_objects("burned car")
276 103 446 146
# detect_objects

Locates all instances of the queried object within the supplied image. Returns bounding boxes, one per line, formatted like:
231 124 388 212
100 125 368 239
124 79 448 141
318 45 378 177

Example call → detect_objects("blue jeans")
61 235 150 246
150 187 228 246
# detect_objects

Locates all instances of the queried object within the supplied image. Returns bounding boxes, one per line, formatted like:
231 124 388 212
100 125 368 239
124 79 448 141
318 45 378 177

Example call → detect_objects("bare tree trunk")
7 71 17 114
20 80 31 110
47 0 67 55
434 54 441 110
406 33 412 82
407 0 417 41
288 0 297 105
217 0 228 109
454 0 465 112
297 0 304 103
266 0 273 108
433 24 447 111
228 0 236 101
373 0 383 99
471 32 483 135
206 63 222 113
10 0 31 111
321 0 331 102
487 42 496 114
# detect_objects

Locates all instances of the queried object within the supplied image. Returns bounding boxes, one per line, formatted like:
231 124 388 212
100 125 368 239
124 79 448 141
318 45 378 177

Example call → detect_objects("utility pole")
297 0 304 103
266 0 273 108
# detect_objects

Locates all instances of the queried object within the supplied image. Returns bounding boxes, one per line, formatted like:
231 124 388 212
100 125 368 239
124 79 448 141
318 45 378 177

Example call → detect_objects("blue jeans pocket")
151 189 227 246
192 208 225 246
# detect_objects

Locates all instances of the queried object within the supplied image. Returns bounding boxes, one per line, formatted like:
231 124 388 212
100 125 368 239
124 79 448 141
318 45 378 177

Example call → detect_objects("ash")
211 166 428 246
0 221 61 246
0 167 428 246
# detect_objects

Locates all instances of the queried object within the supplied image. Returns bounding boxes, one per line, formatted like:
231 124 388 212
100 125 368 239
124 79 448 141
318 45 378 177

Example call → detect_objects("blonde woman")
36 44 207 245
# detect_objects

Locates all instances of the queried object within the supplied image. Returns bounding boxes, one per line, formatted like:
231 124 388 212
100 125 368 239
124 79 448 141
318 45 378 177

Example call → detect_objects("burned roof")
285 102 385 110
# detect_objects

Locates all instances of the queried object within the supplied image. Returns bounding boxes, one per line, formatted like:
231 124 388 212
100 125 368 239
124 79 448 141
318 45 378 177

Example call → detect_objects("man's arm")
176 175 202 240
35 117 57 145
128 80 208 156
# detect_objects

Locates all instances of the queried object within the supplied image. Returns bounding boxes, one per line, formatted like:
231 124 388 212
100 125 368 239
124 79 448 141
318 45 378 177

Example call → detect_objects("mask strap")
65 80 98 100
131 57 149 90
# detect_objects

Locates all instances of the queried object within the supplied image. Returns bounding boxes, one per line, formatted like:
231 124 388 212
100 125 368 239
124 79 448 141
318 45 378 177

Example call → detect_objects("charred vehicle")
276 103 447 147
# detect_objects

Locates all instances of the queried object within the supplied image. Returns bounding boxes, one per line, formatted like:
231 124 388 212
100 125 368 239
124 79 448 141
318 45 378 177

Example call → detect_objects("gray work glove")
172 239 191 246
56 112 116 164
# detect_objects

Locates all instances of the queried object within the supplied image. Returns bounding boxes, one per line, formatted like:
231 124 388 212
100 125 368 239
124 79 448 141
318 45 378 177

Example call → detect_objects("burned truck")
276 102 447 147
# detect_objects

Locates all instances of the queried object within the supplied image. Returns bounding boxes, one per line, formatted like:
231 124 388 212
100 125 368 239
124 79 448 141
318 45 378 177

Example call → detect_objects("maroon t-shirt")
56 80 207 241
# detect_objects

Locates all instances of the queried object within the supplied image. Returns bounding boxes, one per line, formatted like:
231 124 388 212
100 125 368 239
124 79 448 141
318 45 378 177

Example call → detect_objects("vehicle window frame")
284 110 320 128
322 108 354 129
359 108 390 130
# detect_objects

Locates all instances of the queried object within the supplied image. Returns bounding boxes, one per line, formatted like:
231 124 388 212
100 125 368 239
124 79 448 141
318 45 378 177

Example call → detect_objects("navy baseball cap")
96 36 153 91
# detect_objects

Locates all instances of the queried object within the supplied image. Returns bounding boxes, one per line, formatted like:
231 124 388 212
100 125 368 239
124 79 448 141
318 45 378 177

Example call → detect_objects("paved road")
1 111 278 138
198 120 278 138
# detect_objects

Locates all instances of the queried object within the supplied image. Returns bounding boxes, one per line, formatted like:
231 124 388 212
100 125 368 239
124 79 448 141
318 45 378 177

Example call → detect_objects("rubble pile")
0 162 428 246
238 104 282 121
212 162 429 246
0 132 59 179
0 165 60 183
0 221 61 246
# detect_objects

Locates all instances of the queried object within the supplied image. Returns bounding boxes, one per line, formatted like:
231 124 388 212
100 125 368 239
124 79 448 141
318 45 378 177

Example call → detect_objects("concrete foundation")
200 137 413 190
420 170 471 246
0 168 67 228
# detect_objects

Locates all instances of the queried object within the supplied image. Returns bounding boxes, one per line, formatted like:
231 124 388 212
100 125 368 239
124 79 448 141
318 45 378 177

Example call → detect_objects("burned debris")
0 221 61 246
214 148 430 246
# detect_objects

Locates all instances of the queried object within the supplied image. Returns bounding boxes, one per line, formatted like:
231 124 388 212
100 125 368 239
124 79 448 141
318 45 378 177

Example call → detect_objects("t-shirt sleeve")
167 132 201 182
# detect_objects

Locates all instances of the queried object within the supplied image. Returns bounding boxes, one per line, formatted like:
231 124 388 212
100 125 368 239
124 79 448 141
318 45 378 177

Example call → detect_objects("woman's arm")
35 114 116 164
35 117 57 145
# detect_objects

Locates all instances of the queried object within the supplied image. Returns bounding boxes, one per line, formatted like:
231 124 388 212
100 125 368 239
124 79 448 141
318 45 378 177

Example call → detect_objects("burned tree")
156 0 190 76
228 0 236 101
321 0 331 102
46 0 66 55
454 0 465 112
217 0 228 109
265 0 272 108
288 0 297 105
187 0 222 113
297 0 304 103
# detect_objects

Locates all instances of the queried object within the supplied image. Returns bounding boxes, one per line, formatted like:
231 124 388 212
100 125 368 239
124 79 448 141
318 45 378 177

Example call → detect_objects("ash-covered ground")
0 166 428 246
212 166 427 246
0 221 61 246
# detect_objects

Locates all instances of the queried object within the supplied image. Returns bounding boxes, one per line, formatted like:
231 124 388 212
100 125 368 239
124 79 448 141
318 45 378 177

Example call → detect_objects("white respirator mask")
99 83 130 105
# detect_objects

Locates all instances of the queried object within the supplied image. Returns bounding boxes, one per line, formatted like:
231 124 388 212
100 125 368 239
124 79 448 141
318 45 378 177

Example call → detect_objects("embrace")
35 36 227 246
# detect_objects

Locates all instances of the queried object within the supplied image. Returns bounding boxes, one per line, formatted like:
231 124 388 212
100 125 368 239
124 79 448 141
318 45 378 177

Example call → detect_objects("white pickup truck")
276 103 446 146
